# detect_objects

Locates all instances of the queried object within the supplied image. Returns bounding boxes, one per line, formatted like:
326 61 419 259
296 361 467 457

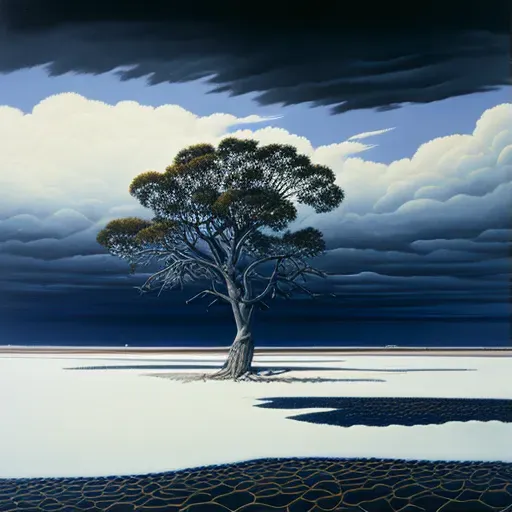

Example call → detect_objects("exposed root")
147 368 274 383
208 367 292 382
148 371 385 384
209 369 256 381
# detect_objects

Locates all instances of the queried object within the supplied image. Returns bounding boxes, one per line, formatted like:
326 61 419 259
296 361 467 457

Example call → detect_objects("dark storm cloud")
0 211 94 243
0 253 132 291
0 229 105 260
318 181 512 252
0 0 509 114
319 249 509 278
0 99 509 326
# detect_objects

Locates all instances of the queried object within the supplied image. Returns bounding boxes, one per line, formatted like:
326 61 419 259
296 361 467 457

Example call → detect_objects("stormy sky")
0 0 510 347
0 0 510 113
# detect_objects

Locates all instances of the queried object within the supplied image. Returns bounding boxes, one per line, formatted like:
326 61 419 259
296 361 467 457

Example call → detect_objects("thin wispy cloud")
348 127 396 141
236 114 284 124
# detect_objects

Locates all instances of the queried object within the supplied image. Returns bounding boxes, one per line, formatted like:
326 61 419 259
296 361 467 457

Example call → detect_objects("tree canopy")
97 137 343 307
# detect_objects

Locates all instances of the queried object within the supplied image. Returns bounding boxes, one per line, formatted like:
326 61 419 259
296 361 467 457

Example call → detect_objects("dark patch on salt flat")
255 396 512 427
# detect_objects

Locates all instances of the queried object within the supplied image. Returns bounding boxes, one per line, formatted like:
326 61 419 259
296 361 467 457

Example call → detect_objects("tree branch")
232 226 258 264
242 257 284 304
202 223 228 264
239 256 334 304
206 298 220 310
241 253 293 294
275 272 336 299
185 289 233 305
136 266 174 292
181 236 226 279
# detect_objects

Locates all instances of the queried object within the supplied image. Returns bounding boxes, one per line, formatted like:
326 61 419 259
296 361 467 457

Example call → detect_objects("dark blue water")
4 286 509 347
5 318 510 347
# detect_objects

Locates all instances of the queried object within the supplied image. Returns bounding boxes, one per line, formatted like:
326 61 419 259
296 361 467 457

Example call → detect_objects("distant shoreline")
1 346 511 357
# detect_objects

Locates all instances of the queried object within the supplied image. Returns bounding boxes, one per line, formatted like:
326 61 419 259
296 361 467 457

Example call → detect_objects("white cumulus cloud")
0 94 510 289
0 93 285 219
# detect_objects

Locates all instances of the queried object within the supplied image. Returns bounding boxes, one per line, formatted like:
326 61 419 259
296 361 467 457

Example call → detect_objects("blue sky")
2 66 510 163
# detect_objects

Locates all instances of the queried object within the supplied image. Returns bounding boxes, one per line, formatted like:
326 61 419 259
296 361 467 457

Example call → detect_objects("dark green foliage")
135 221 178 244
97 136 344 297
247 228 325 259
126 136 343 240
173 143 216 165
96 217 152 257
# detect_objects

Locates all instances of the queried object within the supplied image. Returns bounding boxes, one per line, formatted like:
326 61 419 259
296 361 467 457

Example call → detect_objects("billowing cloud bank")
0 94 510 318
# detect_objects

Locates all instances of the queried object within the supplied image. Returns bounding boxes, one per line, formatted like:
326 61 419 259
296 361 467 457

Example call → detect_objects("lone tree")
97 138 344 380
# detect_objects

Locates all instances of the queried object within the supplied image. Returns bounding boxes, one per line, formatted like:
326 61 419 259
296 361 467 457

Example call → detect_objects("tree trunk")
212 286 255 379
207 275 257 380
217 324 254 379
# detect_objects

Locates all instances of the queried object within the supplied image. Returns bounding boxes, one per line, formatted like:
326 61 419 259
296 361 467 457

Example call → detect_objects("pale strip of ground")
1 346 511 357
0 352 511 479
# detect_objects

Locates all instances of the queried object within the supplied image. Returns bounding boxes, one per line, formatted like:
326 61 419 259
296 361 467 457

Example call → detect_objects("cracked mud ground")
1 458 511 511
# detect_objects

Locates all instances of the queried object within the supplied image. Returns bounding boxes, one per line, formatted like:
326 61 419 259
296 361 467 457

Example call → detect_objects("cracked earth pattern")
1 458 511 511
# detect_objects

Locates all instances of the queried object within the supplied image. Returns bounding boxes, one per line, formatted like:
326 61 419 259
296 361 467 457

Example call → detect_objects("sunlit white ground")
1 352 511 478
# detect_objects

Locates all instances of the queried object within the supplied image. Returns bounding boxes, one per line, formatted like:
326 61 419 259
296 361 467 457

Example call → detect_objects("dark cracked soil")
1 457 511 511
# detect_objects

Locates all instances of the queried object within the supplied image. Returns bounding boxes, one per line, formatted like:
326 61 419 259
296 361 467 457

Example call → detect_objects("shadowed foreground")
1 458 511 511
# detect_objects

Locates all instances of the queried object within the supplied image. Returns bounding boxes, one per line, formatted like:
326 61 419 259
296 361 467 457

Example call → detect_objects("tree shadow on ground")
255 396 512 427
66 363 475 374
64 357 345 364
